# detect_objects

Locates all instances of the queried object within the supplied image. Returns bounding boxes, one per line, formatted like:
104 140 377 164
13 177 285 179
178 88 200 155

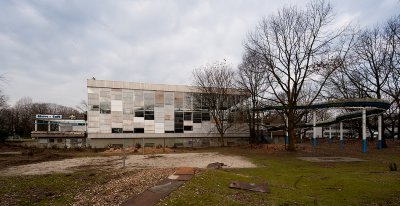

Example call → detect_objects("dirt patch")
0 152 256 176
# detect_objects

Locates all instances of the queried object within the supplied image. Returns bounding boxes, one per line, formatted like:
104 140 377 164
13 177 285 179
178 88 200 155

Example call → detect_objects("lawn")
160 145 400 206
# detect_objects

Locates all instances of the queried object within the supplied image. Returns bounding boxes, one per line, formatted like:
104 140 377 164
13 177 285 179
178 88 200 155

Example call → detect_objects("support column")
329 126 332 144
378 115 382 150
313 111 317 147
340 122 344 149
34 120 37 131
270 132 273 143
285 116 289 145
362 109 367 153
48 121 51 132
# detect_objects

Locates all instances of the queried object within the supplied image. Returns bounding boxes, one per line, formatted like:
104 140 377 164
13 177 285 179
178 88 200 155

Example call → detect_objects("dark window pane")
184 112 192 121
202 112 210 121
174 129 184 133
184 126 193 131
123 131 133 133
165 131 174 133
112 128 123 133
144 115 154 120
134 128 144 133
135 110 144 117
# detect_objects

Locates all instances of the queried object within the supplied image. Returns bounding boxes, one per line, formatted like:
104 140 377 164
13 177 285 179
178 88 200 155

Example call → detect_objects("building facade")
87 79 249 148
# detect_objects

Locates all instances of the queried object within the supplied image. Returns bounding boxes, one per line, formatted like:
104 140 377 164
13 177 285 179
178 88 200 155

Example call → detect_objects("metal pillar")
313 111 317 147
285 116 289 145
378 115 382 150
34 120 37 131
362 109 367 153
328 126 332 144
340 122 344 149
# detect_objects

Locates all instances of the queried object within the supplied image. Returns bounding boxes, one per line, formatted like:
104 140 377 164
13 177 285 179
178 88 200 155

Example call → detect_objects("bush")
389 162 397 171
135 143 141 149
0 129 9 143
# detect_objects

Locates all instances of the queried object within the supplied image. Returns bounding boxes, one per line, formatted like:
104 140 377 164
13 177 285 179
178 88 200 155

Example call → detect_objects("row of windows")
111 126 194 134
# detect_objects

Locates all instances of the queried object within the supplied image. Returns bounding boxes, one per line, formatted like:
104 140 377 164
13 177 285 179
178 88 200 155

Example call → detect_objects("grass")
160 146 400 206
0 171 107 205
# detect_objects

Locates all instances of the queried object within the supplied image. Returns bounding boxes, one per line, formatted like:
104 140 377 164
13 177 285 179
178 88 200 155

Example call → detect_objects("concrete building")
32 114 87 148
87 79 249 148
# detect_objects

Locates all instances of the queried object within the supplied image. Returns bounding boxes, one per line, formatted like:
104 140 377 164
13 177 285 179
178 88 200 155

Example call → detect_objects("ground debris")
207 162 226 169
229 181 270 193
71 168 174 206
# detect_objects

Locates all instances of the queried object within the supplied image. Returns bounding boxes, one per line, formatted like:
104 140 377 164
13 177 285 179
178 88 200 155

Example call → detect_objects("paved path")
121 167 195 206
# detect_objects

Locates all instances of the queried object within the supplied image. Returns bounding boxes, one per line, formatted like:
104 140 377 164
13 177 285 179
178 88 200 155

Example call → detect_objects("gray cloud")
0 0 398 107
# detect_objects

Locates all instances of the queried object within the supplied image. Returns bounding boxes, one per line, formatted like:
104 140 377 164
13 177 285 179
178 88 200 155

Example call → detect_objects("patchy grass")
0 170 110 205
160 145 400 206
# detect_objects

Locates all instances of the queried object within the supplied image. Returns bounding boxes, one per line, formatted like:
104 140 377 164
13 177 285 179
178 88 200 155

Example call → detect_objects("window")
57 139 63 143
144 111 154 120
91 105 99 111
202 111 210 121
174 111 183 133
193 112 202 123
174 92 183 110
184 112 192 121
155 91 164 107
184 126 193 131
123 131 133 133
100 102 111 114
49 139 54 143
164 92 174 105
144 92 155 110
135 110 144 117
112 128 123 133
134 128 144 133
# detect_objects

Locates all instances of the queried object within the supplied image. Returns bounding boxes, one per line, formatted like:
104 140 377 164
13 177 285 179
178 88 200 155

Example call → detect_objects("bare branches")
243 0 351 150
192 60 240 146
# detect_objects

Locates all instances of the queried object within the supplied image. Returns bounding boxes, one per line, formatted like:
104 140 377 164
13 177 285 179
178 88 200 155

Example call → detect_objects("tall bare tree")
244 0 351 150
237 51 269 143
193 60 241 146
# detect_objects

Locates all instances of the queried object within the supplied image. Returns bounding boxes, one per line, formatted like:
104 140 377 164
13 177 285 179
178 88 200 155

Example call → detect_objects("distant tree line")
0 96 80 141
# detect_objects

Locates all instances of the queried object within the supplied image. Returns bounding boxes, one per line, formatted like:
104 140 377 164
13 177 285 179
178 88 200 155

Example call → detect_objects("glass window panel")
164 92 174 106
134 128 144 133
174 92 183 110
144 91 155 111
155 91 164 107
184 126 193 131
145 111 154 120
100 102 111 114
184 93 192 110
193 112 202 123
111 89 122 100
134 90 144 107
91 105 99 111
184 112 192 121
112 128 123 133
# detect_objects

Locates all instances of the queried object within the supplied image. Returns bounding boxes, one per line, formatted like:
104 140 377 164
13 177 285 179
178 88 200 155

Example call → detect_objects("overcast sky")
0 0 399 108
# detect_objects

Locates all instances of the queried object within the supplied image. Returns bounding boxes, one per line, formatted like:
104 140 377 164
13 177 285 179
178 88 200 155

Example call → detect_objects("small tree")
193 60 240 146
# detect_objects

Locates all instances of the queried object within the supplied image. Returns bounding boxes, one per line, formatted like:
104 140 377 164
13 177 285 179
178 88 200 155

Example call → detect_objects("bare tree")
237 51 269 143
193 60 241 146
244 0 351 150
76 99 89 114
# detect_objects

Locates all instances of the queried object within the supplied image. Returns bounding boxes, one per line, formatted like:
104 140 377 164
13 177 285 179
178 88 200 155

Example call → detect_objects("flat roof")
87 79 199 93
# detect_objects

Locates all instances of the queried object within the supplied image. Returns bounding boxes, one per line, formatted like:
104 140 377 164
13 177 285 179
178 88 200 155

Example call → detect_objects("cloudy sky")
0 0 399 108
